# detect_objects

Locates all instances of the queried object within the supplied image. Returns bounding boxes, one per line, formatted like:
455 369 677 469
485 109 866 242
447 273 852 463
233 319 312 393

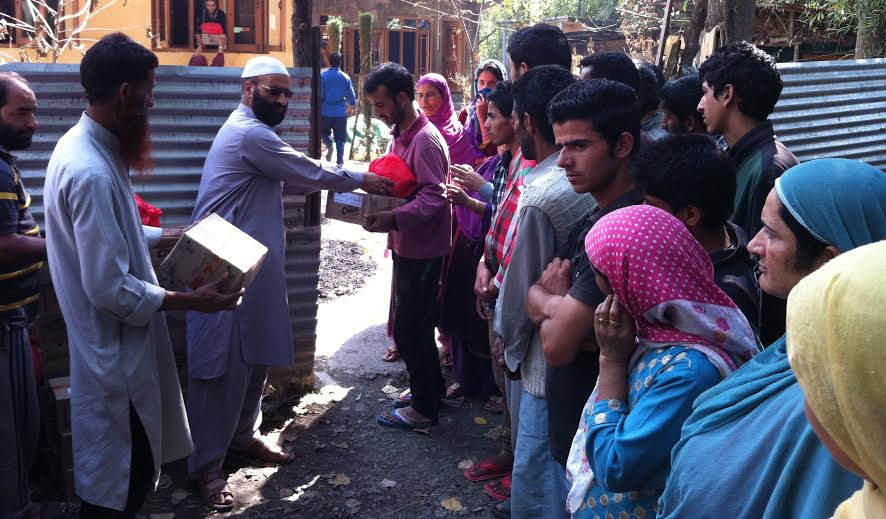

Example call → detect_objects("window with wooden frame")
385 18 431 76
151 0 284 53
0 0 69 45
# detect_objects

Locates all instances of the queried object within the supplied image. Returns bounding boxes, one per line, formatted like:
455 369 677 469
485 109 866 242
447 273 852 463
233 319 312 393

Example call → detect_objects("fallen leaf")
484 425 504 441
381 384 400 395
377 398 386 403
441 497 464 512
379 478 397 489
345 498 360 510
329 473 351 486
331 442 349 449
457 459 474 470
474 416 488 425
355 392 362 402
170 488 190 505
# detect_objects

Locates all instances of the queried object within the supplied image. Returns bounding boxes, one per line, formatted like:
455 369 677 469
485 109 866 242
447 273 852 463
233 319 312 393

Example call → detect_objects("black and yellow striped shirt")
0 153 42 318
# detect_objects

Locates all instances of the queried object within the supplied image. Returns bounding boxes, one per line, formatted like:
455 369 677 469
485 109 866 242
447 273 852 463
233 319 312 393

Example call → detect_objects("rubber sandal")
199 474 234 511
382 345 401 362
485 474 511 501
229 437 294 466
465 454 513 482
376 408 431 434
491 498 511 518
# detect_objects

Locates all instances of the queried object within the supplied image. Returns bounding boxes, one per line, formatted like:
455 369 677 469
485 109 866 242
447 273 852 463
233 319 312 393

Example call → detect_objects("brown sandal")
230 436 295 466
199 473 234 511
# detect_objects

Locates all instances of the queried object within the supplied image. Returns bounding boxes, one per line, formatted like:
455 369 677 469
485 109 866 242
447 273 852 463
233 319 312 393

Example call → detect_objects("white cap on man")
241 56 290 78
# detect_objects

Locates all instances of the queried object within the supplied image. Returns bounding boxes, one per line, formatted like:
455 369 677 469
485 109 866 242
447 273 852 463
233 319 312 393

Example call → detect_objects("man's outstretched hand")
361 173 395 196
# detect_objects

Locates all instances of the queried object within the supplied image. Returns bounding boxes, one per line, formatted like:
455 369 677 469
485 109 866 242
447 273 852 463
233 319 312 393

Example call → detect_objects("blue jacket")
320 67 356 118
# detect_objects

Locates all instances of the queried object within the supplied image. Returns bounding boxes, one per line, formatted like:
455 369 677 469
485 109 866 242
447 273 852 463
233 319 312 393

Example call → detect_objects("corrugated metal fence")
2 63 320 392
772 58 886 169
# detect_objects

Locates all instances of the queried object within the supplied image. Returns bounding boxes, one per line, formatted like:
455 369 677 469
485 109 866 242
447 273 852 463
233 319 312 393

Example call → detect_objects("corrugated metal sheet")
3 63 320 391
773 58 886 169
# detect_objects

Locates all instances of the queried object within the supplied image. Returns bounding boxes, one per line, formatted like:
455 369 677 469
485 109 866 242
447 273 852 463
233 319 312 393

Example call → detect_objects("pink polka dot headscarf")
585 205 759 369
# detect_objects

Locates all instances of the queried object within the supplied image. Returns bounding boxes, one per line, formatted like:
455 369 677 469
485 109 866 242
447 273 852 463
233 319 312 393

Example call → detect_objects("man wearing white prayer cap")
186 55 393 509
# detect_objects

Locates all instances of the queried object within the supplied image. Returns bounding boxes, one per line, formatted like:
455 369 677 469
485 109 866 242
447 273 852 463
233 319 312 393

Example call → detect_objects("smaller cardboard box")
48 376 72 434
325 190 406 225
158 213 268 292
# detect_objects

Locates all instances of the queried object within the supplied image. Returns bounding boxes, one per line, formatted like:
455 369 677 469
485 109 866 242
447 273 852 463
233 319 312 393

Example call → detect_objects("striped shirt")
483 148 535 283
0 151 41 318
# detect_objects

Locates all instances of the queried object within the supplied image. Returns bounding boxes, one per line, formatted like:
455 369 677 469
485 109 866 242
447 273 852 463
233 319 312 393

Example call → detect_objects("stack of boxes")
44 376 76 502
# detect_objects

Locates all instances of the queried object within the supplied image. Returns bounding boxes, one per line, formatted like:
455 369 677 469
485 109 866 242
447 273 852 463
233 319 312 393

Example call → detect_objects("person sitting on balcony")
190 0 227 67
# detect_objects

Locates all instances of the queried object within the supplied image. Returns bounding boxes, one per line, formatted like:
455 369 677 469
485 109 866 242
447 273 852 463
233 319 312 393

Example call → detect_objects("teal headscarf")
776 158 886 253
659 158 886 519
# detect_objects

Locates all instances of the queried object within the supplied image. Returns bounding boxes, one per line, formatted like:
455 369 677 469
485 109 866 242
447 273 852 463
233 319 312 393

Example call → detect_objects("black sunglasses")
255 83 294 98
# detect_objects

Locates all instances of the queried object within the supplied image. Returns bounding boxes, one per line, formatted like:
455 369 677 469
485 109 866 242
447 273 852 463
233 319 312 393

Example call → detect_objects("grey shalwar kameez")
43 114 192 511
186 104 362 478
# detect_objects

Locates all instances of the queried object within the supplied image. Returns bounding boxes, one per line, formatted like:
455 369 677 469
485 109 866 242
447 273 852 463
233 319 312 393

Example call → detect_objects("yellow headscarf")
787 240 886 519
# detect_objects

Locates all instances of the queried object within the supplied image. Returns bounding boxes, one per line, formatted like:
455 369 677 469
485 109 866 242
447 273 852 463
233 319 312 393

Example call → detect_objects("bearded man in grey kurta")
186 56 392 508
43 33 241 514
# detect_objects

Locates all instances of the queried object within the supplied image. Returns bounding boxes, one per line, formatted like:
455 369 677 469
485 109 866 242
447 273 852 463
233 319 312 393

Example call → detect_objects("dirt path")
146 218 504 519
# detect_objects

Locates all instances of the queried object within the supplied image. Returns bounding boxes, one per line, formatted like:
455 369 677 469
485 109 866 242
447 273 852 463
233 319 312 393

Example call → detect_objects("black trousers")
391 253 446 421
78 405 154 519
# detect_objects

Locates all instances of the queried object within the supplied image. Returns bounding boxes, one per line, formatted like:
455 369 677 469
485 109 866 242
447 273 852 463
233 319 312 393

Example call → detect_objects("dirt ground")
142 215 505 519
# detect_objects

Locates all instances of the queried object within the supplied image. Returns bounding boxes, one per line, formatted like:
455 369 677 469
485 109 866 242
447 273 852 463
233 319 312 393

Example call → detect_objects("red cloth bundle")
369 153 416 198
201 22 225 35
135 194 163 226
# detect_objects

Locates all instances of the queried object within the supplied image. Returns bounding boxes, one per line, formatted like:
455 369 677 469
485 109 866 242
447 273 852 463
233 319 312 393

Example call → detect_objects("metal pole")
655 0 674 68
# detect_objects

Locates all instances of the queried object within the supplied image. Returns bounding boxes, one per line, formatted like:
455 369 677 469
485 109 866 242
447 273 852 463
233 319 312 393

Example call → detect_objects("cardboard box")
158 213 268 292
48 376 72 434
325 190 406 225
200 33 225 46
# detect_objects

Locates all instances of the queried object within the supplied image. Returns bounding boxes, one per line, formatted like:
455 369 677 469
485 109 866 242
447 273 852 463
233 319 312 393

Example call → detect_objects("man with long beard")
186 56 392 510
43 33 241 517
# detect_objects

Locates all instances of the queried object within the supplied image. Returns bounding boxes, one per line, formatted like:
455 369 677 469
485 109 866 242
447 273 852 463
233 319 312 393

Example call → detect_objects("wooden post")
292 0 313 67
655 0 674 68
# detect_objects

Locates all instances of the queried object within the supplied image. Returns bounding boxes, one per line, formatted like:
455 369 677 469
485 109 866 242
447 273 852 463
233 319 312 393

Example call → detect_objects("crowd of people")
353 22 886 519
1 22 885 519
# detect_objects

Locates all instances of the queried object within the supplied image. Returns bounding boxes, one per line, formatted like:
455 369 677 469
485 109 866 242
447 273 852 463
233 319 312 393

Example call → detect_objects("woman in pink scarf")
416 73 484 167
565 205 758 518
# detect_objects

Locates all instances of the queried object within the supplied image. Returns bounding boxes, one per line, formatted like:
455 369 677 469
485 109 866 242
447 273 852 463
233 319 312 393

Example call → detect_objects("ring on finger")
606 320 621 328
596 316 610 325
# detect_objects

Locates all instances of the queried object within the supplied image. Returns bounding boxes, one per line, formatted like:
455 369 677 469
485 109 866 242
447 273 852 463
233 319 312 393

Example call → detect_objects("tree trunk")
293 0 313 67
856 0 886 58
706 0 753 44
681 0 708 67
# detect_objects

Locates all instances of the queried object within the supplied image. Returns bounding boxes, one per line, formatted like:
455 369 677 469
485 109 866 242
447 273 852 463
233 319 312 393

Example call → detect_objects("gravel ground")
318 239 378 301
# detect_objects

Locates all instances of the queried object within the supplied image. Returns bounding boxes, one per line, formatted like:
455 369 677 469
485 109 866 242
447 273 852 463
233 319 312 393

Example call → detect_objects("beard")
0 119 33 151
253 93 287 127
120 113 154 174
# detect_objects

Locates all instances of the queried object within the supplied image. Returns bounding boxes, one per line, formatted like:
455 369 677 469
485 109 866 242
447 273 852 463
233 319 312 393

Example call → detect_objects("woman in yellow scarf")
787 240 886 519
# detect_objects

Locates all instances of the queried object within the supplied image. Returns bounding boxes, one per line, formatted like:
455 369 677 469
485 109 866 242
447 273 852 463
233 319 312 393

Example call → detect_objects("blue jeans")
320 116 348 165
511 391 570 519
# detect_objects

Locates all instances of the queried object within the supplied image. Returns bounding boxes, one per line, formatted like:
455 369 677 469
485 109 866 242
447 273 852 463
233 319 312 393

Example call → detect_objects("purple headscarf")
417 73 482 167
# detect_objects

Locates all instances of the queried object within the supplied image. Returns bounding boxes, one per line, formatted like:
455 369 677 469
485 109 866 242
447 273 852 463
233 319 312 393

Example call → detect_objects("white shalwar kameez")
43 113 192 510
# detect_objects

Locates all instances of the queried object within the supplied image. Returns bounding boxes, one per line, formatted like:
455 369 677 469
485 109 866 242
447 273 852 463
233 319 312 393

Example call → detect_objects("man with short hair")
633 134 760 329
506 23 572 80
186 56 391 509
660 75 705 134
320 52 356 166
698 41 798 344
0 71 43 519
637 63 669 142
44 33 241 516
578 52 640 91
362 62 452 433
524 79 643 515
494 65 593 519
